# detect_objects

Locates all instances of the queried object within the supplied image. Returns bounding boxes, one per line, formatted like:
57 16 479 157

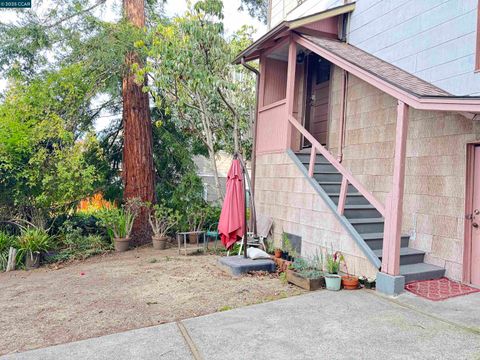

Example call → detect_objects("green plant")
148 202 181 238
97 204 139 239
325 248 344 274
281 231 297 257
17 228 52 263
291 251 325 279
0 231 16 271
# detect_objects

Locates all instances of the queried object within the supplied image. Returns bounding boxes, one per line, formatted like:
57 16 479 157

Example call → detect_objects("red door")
471 146 480 286
303 54 331 147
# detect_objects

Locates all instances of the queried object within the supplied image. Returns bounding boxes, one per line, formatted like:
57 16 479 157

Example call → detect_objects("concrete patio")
3 290 480 360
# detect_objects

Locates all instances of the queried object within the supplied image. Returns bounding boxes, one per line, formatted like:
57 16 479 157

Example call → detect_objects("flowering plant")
325 249 344 274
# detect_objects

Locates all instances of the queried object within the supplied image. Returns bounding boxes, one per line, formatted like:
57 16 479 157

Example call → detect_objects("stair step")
359 233 410 250
344 204 382 219
318 181 357 193
295 153 326 163
349 217 384 234
327 192 370 206
373 247 425 265
314 172 343 182
400 263 446 283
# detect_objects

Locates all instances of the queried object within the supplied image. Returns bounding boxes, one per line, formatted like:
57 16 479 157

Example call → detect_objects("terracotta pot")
114 237 130 252
152 236 168 250
188 233 199 244
274 249 282 258
25 251 40 270
342 275 359 290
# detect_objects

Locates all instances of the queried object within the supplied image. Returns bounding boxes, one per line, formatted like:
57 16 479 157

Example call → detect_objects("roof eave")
233 2 356 64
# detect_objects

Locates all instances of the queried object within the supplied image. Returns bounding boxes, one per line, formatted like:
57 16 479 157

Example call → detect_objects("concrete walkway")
3 290 480 360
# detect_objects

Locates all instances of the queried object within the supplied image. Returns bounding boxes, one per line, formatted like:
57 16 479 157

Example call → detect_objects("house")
236 0 480 294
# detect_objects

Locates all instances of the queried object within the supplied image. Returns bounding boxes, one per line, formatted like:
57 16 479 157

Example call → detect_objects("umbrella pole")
243 159 248 259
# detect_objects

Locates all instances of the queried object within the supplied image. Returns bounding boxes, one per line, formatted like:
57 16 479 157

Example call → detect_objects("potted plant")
341 260 359 290
148 202 180 250
17 227 52 270
98 200 139 252
325 249 343 291
186 204 207 244
286 252 325 290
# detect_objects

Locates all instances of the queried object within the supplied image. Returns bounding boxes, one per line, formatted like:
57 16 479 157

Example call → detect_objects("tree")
239 0 268 24
122 0 156 245
139 0 256 201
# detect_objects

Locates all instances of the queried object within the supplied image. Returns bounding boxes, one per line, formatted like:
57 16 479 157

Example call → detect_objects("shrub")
17 228 52 264
0 231 16 271
148 202 181 238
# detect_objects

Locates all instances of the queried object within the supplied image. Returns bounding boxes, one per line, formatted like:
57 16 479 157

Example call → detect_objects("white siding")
269 0 343 28
348 0 480 95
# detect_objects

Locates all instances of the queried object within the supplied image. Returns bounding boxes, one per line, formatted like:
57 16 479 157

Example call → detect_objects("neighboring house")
194 151 251 203
236 0 480 294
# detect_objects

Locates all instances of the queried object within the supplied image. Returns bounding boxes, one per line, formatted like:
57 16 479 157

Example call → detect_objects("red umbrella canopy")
218 159 245 250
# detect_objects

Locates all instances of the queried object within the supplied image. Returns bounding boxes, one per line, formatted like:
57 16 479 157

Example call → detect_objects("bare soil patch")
0 245 303 355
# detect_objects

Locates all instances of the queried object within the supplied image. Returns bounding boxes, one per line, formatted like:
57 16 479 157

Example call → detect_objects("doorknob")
475 209 480 215
473 222 479 228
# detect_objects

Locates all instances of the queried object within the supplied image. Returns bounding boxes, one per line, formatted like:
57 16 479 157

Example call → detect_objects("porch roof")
302 35 451 98
232 2 356 64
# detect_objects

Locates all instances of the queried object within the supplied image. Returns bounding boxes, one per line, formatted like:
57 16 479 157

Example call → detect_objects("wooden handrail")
288 116 386 217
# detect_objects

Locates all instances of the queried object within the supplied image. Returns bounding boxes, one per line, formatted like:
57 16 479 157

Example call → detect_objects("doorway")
303 53 331 148
465 144 480 286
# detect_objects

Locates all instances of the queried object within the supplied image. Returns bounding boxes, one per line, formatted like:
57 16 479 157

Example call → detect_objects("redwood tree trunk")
122 0 155 245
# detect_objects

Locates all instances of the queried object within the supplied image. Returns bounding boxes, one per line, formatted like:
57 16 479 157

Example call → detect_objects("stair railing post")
381 193 392 273
285 37 297 149
308 146 316 178
386 100 409 276
337 176 348 215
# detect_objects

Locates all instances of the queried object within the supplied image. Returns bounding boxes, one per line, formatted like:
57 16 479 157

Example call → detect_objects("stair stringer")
287 149 382 270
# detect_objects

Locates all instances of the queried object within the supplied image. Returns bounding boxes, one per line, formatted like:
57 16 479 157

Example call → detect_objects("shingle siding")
268 0 480 95
348 0 480 95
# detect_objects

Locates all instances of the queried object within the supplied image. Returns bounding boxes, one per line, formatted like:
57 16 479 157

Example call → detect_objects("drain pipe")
241 57 260 235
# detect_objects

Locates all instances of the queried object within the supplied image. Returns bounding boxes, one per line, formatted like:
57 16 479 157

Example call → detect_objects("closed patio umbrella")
218 157 246 255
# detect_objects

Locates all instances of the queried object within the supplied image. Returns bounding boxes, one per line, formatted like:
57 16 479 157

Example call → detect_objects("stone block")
376 272 405 296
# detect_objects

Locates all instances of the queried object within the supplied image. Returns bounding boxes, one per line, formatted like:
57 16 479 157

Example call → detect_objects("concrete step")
327 192 370 206
317 181 357 193
361 232 409 250
349 217 384 234
400 263 446 283
343 205 382 219
373 247 425 265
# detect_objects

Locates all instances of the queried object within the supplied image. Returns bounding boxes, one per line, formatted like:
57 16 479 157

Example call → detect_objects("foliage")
281 231 297 257
291 251 324 279
139 0 256 198
97 199 140 239
0 231 16 271
47 223 111 263
77 193 115 214
239 0 268 24
0 69 106 220
148 202 181 238
16 227 52 265
325 249 344 274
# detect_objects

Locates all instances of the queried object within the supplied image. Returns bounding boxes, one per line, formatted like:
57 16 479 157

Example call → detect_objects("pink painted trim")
293 34 480 113
262 36 290 58
385 101 409 276
337 70 347 162
462 142 480 283
308 147 316 177
287 115 385 216
382 193 393 272
259 99 287 113
337 176 348 215
285 38 297 149
258 54 266 108
476 0 480 71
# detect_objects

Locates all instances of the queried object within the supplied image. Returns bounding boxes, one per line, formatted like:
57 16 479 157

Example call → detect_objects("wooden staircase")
295 151 445 283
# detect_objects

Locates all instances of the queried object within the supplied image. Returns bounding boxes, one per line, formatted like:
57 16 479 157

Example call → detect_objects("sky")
0 0 266 131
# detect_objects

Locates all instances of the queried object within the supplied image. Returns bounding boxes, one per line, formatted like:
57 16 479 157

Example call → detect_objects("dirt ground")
0 245 303 355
